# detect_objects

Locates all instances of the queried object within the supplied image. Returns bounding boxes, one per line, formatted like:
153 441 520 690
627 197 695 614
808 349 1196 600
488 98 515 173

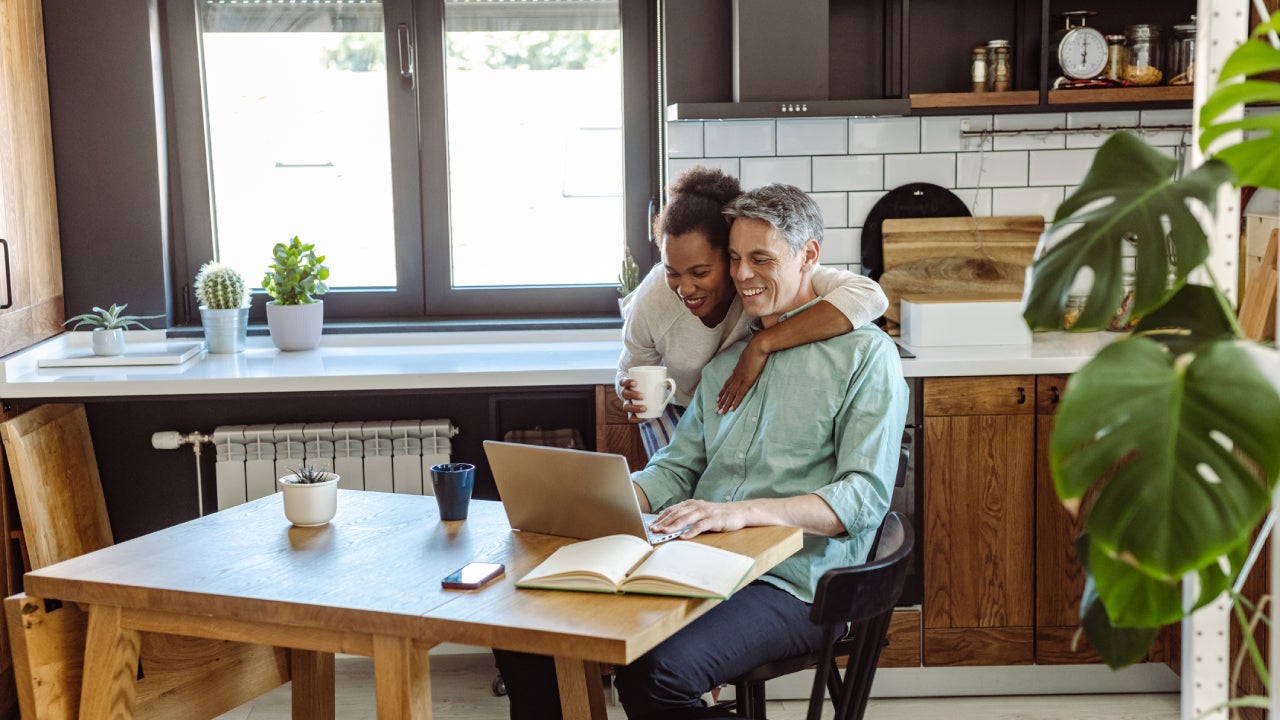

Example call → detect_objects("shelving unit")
663 0 1200 119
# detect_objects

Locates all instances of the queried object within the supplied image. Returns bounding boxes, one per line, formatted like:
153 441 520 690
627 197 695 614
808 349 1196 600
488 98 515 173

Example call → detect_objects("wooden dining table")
19 490 802 719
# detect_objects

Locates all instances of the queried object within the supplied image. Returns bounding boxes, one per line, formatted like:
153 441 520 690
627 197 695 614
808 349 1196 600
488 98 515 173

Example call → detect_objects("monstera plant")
1022 14 1280 671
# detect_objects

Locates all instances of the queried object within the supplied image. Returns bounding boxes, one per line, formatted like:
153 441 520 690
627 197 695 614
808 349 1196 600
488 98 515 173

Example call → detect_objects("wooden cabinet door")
595 386 646 471
922 375 1035 666
1033 374 1103 664
0 0 64 357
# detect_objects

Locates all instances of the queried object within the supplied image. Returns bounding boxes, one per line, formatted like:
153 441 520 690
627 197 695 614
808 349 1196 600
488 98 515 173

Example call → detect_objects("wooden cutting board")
878 215 1044 327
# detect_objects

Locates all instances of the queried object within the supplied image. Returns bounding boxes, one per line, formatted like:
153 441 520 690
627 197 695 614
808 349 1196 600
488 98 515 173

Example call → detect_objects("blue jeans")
492 581 823 719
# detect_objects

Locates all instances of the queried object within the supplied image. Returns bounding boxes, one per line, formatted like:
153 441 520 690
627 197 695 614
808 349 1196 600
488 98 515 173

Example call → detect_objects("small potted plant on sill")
63 303 163 357
277 464 340 526
262 236 330 352
194 261 250 354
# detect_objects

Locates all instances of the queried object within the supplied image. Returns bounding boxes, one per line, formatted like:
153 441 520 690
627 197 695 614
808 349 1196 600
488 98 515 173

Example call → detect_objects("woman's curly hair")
653 167 742 252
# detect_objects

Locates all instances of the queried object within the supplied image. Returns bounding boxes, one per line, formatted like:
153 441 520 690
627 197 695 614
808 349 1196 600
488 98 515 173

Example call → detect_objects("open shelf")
1047 85 1194 105
910 90 1040 110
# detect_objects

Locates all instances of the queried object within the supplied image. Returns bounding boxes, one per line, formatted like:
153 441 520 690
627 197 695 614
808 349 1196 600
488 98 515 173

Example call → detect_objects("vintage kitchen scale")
1052 10 1110 87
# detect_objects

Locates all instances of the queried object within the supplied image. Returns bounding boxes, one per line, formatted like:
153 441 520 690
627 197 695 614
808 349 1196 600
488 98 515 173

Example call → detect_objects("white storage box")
900 293 1031 347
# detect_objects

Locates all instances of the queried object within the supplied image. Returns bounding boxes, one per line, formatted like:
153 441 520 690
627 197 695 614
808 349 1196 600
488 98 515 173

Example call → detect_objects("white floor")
214 653 1181 720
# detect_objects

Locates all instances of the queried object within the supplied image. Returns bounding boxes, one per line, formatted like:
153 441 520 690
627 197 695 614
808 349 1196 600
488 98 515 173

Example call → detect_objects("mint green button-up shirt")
632 303 908 603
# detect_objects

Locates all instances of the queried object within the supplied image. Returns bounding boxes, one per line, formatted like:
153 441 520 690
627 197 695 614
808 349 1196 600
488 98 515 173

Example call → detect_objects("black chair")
730 511 914 720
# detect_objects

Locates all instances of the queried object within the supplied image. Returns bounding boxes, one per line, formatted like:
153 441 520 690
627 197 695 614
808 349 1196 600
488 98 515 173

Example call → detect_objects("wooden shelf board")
1047 85 1194 105
910 91 1040 109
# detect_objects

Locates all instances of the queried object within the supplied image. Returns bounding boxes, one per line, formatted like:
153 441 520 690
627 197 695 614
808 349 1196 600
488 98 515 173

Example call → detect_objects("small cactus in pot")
194 262 250 354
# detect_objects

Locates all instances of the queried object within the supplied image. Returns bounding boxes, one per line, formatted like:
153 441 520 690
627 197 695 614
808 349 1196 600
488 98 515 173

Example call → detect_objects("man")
495 183 907 719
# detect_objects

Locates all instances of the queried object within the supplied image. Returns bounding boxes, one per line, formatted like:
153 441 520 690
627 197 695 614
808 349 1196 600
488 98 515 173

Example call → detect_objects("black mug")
430 463 475 521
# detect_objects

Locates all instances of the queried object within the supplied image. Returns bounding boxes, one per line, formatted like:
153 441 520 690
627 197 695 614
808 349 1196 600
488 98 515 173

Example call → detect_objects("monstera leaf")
1022 133 1234 332
1200 15 1280 189
1053 336 1280 582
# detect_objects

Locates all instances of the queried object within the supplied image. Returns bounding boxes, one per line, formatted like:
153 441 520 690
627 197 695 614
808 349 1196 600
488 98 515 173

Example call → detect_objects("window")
174 0 655 322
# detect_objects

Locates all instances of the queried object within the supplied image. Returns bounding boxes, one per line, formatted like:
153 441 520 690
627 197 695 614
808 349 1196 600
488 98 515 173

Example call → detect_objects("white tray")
38 342 205 368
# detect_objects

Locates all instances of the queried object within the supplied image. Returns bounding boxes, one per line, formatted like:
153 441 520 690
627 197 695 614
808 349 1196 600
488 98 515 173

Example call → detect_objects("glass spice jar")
987 39 1012 92
971 46 988 92
1123 24 1164 86
1102 34 1126 82
1168 18 1196 86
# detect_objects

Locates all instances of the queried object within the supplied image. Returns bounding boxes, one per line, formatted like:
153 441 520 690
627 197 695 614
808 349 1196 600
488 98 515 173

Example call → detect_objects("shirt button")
724 494 732 501
738 452 744 459
751 416 758 422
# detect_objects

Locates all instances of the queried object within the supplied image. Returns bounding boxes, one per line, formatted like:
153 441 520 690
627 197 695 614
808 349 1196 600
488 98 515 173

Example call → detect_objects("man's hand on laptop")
650 499 747 540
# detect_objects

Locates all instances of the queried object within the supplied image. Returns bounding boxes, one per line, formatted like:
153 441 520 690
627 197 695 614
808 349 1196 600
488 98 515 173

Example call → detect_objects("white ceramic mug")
629 365 678 419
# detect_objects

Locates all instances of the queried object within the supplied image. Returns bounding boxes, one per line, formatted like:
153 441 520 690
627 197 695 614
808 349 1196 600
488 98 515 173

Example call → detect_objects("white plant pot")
91 328 125 356
266 300 324 352
278 473 340 526
199 306 249 354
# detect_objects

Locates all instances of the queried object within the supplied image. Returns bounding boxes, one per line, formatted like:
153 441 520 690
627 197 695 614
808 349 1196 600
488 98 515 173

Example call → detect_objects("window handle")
0 238 11 310
397 23 415 86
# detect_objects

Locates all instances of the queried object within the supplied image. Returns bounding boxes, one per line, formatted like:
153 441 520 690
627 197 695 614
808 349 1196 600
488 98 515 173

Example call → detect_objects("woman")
617 167 888 456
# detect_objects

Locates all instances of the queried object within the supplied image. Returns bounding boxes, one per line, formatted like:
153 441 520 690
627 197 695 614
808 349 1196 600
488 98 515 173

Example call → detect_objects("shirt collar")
748 296 823 332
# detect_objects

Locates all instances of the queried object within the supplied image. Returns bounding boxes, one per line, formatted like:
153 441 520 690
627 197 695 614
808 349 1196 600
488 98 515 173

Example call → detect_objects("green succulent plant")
284 464 334 485
194 261 249 309
618 244 640 297
263 236 330 305
63 303 163 331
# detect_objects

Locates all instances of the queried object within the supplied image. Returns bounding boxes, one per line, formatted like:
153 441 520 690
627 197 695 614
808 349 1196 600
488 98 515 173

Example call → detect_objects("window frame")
164 0 658 325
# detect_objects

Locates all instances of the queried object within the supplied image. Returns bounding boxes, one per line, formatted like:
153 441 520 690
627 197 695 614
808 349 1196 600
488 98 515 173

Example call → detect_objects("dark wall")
83 387 596 541
42 1 170 321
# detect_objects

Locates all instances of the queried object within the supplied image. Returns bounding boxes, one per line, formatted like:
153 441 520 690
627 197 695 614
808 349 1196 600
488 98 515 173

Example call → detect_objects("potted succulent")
262 236 330 351
277 464 340 526
194 261 250 354
63 303 163 357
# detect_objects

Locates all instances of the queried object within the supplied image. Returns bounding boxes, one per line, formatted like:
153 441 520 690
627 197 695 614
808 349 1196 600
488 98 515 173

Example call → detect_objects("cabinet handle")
1017 386 1026 404
397 23 415 86
0 238 11 310
1050 386 1060 405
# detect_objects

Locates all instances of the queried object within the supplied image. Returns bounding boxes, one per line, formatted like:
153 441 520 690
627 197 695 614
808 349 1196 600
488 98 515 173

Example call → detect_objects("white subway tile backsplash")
993 186 1065 219
961 187 993 217
849 190 888 227
1029 149 1097 186
921 115 993 152
820 228 860 265
778 118 848 156
667 157 741 182
811 192 849 229
813 155 884 192
1066 111 1140 149
851 117 920 154
666 121 704 158
884 153 955 189
956 151 1028 188
1139 109 1194 126
740 156 812 190
704 120 776 157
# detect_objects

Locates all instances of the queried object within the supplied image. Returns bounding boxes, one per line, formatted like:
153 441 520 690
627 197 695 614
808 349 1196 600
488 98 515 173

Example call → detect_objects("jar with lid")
1123 24 1164 86
987 39 1012 92
1168 17 1196 85
1101 34 1126 82
970 46 988 92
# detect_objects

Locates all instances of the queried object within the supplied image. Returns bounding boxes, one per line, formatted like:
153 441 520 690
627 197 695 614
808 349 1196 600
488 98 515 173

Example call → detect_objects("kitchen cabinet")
595 385 647 472
664 0 1200 120
1033 374 1103 664
0 0 64 357
922 375 1035 666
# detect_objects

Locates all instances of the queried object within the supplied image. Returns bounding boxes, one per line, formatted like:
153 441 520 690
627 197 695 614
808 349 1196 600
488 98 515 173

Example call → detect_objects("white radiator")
212 420 459 510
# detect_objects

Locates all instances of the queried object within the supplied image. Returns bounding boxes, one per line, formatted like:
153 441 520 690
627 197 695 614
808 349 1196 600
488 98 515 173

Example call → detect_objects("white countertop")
0 328 1118 400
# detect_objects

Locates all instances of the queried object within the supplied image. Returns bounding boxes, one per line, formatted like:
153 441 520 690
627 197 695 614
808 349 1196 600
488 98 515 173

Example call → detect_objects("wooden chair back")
1 404 290 719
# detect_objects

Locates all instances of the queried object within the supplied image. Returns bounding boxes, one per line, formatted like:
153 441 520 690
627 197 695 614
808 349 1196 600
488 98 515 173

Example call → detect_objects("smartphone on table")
442 562 505 590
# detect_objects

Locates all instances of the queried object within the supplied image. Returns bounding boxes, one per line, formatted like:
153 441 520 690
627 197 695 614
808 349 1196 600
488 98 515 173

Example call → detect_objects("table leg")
372 635 431 719
290 648 335 719
79 605 141 720
554 657 607 720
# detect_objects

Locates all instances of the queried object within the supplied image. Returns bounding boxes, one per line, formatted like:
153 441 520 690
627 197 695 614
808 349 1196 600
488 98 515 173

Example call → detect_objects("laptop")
482 440 685 544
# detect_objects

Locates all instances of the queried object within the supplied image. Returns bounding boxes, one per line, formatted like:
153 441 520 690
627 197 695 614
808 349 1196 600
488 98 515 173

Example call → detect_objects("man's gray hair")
722 183 824 254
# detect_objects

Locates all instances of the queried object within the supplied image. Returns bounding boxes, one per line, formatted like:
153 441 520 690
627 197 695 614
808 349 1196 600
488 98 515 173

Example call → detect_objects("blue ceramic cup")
430 462 475 521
